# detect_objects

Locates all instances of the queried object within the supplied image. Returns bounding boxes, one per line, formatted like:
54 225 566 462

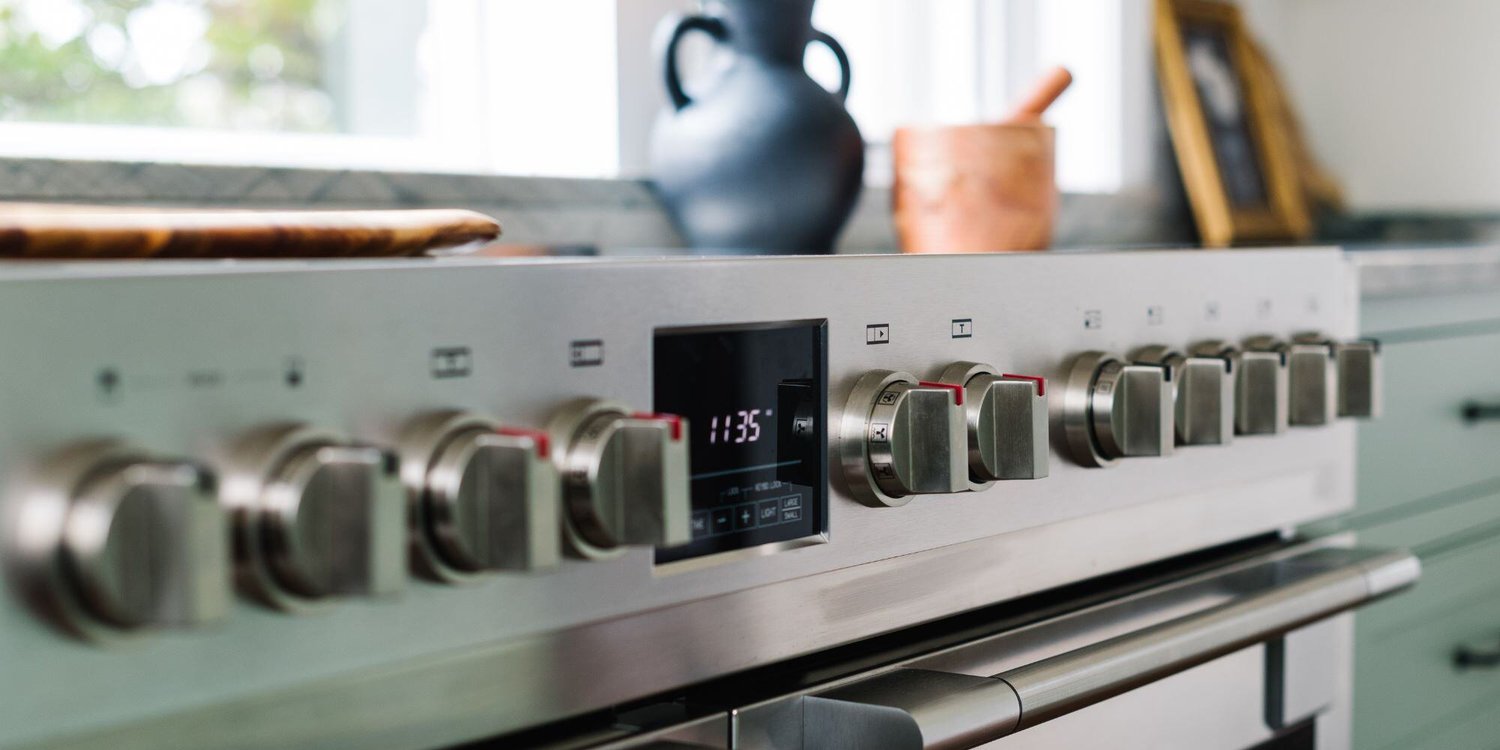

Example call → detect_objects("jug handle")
661 14 729 111
810 29 852 102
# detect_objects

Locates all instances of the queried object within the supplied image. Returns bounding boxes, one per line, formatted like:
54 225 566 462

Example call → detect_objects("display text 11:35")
709 409 772 444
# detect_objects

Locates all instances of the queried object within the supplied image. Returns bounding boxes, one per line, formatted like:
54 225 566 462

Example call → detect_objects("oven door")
589 544 1418 750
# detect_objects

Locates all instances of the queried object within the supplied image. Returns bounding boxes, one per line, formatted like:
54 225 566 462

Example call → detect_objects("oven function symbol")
285 358 305 388
430 347 472 379
793 416 814 436
97 367 121 403
569 340 604 367
866 324 890 345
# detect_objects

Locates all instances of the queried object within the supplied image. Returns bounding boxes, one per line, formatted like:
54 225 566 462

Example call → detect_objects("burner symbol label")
430 347 472 379
570 340 604 367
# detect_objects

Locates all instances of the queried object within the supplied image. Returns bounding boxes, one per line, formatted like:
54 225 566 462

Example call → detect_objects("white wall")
1241 0 1500 212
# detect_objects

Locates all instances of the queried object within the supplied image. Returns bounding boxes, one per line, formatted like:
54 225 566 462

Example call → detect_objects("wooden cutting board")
0 204 502 259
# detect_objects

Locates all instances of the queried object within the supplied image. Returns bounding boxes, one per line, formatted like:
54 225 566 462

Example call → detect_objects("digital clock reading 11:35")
708 409 772 444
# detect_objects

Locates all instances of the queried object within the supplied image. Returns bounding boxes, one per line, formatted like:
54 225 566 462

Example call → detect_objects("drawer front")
1354 529 1500 750
1357 331 1500 516
1401 707 1500 750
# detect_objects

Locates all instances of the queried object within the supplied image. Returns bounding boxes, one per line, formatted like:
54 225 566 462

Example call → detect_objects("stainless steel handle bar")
801 546 1420 750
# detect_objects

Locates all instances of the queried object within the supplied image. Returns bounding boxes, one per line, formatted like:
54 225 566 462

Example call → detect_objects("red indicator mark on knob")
632 412 685 441
1002 374 1047 397
497 427 551 460
918 381 965 406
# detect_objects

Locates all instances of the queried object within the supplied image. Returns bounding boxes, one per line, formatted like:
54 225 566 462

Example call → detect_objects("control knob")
841 371 966 506
935 363 1048 489
549 400 691 559
1289 334 1383 420
1334 339 1382 419
1191 341 1288 435
1133 346 1234 446
1249 335 1337 426
221 426 406 610
399 413 561 582
1061 351 1174 468
10 442 229 639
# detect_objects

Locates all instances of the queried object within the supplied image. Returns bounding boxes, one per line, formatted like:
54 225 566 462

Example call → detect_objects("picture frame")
1155 0 1311 247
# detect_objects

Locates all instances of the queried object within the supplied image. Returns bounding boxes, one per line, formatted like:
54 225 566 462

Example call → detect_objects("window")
0 0 622 175
0 0 1147 193
810 0 1153 193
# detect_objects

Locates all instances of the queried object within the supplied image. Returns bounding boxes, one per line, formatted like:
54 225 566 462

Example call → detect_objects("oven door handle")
802 546 1420 750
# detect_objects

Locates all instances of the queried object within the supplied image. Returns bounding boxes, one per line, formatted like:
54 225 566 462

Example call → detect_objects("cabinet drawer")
1358 332 1500 515
1354 530 1500 750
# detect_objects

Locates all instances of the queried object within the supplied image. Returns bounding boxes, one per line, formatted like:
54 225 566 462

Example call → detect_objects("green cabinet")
1352 262 1500 749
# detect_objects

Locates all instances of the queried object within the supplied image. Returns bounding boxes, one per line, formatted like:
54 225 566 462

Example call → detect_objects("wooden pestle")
1004 66 1074 124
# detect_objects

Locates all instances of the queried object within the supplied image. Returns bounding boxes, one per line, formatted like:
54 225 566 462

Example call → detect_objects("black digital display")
653 321 827 563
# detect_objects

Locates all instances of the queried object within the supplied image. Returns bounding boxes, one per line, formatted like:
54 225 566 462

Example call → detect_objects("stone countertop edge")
1348 245 1500 298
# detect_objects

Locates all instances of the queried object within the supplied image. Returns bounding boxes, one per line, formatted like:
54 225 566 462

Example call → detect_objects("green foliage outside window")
0 0 344 132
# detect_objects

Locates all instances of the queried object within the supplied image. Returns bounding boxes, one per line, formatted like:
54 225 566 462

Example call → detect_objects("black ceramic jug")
650 0 864 254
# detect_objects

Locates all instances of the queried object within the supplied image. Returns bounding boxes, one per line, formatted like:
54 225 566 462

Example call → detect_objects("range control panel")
653 321 828 563
0 250 1370 748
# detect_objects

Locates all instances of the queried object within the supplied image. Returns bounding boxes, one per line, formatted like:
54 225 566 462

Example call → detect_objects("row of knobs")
10 400 691 640
843 335 1380 504
1063 335 1379 467
842 361 1050 507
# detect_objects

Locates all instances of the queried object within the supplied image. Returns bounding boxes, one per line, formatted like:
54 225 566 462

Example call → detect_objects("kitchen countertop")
1348 245 1500 297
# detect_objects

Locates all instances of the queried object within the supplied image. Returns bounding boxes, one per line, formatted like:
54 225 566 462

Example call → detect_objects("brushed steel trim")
396 411 503 583
0 249 1360 747
839 370 918 507
1060 352 1115 468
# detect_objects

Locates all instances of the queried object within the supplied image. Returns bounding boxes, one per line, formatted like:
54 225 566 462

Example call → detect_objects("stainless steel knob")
9 442 229 640
399 413 561 582
936 362 1048 487
222 426 406 610
841 371 967 506
1335 339 1382 418
1266 335 1337 427
1133 346 1234 446
1061 352 1174 468
1193 340 1288 435
550 400 691 560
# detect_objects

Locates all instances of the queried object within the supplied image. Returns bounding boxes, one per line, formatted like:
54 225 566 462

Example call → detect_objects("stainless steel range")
0 249 1414 750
